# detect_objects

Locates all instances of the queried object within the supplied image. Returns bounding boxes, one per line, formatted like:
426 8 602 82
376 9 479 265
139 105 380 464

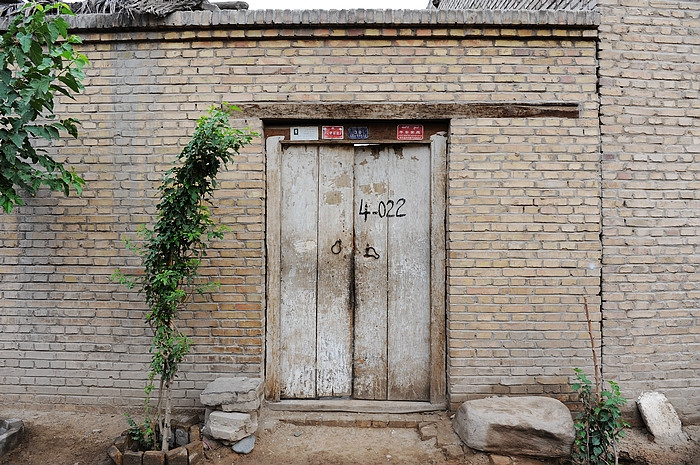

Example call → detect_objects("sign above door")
266 120 448 145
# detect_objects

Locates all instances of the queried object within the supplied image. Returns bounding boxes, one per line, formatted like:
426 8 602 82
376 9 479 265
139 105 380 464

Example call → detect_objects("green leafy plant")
572 297 629 465
113 104 255 451
124 411 157 451
571 369 630 465
0 1 89 213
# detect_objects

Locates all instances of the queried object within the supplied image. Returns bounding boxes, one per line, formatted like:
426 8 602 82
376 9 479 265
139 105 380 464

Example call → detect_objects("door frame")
264 133 447 407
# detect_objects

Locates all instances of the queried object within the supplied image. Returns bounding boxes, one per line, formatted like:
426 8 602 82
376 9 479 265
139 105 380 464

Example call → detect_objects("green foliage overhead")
113 105 255 451
0 1 88 213
571 368 630 465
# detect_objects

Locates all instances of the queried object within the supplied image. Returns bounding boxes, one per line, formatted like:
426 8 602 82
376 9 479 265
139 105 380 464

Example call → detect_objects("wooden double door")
267 136 446 403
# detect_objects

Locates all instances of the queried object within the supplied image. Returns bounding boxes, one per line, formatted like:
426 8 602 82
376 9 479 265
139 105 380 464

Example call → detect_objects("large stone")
220 398 261 413
453 396 574 458
200 377 263 408
205 411 258 443
0 419 24 458
637 391 688 444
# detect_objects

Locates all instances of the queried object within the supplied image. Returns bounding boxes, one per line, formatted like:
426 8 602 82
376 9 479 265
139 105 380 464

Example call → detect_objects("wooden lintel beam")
236 103 580 120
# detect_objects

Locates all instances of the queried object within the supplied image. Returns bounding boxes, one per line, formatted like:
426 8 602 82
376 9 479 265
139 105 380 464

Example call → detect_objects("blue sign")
348 127 369 140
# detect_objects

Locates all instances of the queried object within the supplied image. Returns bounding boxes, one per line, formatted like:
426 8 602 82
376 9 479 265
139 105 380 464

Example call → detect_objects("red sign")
322 126 344 139
397 124 424 141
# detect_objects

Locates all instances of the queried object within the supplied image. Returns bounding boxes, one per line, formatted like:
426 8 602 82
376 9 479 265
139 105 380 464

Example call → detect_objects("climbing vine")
113 105 255 451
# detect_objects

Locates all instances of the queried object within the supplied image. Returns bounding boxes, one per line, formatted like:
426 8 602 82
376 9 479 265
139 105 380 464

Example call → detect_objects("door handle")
331 239 342 254
364 246 380 259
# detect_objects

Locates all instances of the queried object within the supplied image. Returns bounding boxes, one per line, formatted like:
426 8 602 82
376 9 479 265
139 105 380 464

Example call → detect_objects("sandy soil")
1 405 698 465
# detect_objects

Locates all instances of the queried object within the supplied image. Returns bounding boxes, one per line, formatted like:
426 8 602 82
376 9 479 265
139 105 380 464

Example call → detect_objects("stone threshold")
264 408 446 428
266 399 446 414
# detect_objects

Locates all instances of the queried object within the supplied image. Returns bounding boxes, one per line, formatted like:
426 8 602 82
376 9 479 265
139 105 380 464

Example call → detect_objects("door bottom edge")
264 399 447 414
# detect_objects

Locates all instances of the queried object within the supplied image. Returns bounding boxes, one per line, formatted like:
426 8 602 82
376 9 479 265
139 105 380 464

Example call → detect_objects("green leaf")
53 17 69 39
57 74 81 93
17 32 32 53
28 41 44 66
8 131 25 148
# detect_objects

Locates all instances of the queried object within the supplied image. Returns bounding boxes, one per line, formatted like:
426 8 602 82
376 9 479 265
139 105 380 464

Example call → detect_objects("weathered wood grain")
316 145 354 397
280 145 319 398
272 139 446 403
265 136 284 402
387 145 431 401
243 103 579 120
429 133 447 404
353 146 390 400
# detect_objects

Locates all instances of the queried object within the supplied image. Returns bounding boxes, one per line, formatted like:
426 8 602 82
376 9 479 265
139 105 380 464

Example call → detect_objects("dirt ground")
1 405 698 465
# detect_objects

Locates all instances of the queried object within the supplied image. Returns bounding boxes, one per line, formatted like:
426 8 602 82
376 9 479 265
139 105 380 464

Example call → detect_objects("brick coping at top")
0 9 601 32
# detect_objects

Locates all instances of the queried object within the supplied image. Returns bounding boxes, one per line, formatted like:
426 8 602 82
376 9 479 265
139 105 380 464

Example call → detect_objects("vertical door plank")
280 145 318 398
265 136 284 401
429 134 447 404
387 145 431 401
316 145 354 397
353 146 389 400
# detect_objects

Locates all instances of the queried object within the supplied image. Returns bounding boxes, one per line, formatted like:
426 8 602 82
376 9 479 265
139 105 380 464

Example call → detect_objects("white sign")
290 126 319 141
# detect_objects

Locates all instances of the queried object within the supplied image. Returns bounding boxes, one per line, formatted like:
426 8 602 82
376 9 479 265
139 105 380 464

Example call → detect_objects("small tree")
572 369 629 465
572 298 629 465
114 105 255 451
0 1 88 213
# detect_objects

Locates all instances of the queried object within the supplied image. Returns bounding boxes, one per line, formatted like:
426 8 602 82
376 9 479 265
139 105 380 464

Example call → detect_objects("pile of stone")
451 391 691 463
200 377 263 455
107 415 204 465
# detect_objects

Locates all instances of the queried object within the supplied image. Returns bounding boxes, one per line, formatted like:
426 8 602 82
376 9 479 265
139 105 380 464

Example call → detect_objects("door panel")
279 145 318 398
387 145 431 401
353 146 390 400
316 145 354 397
277 142 433 402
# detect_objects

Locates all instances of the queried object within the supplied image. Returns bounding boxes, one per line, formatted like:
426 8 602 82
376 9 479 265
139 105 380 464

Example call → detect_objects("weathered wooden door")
271 139 444 402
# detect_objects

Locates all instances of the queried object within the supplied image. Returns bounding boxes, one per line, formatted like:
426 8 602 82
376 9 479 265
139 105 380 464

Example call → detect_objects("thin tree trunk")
161 380 173 452
583 296 601 396
153 376 164 451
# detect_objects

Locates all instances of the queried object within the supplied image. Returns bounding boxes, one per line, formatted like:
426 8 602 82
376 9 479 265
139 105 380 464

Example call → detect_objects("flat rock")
221 398 261 413
489 455 512 465
232 435 256 454
637 391 688 444
453 396 574 458
200 377 263 407
206 411 258 443
0 419 24 458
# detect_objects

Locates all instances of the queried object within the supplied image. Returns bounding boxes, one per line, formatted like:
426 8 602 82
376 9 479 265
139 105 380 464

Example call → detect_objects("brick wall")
599 0 700 423
0 10 601 409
